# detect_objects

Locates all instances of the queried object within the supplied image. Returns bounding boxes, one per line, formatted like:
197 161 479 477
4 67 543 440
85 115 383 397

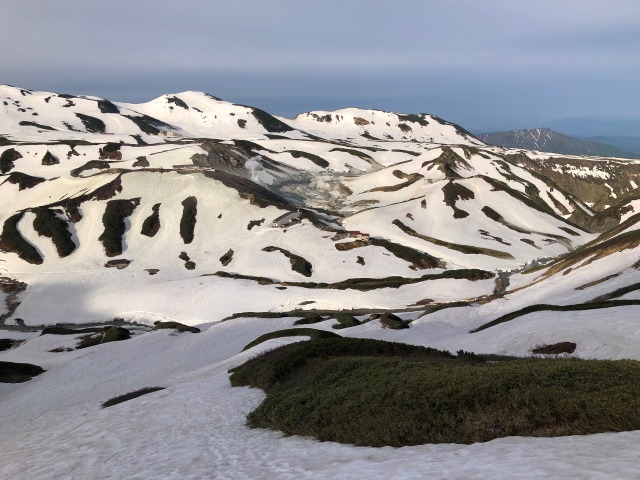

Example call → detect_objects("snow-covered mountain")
2 85 640 478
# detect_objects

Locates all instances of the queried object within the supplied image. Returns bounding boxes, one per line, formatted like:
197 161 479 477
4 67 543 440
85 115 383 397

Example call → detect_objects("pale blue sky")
2 0 639 134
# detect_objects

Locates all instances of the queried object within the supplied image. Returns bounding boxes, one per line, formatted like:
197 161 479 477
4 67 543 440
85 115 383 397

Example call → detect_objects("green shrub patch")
140 203 161 237
99 198 140 256
32 207 76 257
0 212 43 264
242 328 340 351
153 321 200 333
285 150 329 168
0 148 22 173
231 338 640 446
6 172 45 191
180 197 197 244
76 326 131 349
102 387 165 408
0 361 45 383
331 313 361 329
75 113 106 133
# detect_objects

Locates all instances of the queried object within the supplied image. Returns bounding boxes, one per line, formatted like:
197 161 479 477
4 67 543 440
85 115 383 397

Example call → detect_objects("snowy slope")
3 84 640 479
286 107 483 145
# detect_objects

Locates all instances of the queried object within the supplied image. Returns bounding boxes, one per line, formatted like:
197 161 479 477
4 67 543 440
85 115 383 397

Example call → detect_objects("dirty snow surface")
2 85 640 478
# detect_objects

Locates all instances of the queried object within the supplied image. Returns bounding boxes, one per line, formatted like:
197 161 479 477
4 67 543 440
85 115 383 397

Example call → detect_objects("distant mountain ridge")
478 127 640 159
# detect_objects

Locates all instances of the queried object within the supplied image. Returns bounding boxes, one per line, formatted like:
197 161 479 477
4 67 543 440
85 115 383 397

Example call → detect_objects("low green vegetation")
331 313 361 329
262 246 313 277
249 107 293 132
97 99 119 114
98 142 122 160
397 113 429 126
231 337 640 446
41 326 108 336
0 148 22 173
140 203 161 237
212 268 493 291
167 96 189 109
99 198 140 256
242 328 340 351
442 181 474 219
392 219 514 259
470 300 640 333
369 237 444 269
292 314 325 325
123 114 171 135
533 342 576 355
379 312 410 329
329 147 375 163
32 207 76 257
368 172 424 193
285 150 329 168
75 113 106 133
76 326 131 349
41 151 60 166
0 361 45 383
219 248 234 266
19 120 56 131
0 339 22 351
102 387 165 408
180 196 198 244
0 212 43 264
153 321 200 333
5 171 45 190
